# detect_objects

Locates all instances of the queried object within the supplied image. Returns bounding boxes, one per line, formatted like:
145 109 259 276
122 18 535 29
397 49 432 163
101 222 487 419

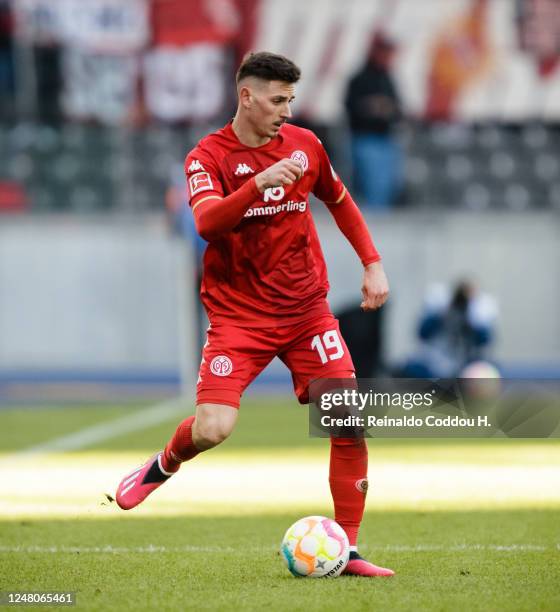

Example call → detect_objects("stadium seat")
2 120 557 213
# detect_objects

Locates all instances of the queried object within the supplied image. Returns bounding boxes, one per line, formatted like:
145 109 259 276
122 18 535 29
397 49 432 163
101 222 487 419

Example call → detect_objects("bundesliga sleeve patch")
188 172 214 197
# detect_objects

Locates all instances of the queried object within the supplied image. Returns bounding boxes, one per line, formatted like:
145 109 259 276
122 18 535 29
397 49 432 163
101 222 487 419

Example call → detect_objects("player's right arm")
254 159 303 191
186 153 303 241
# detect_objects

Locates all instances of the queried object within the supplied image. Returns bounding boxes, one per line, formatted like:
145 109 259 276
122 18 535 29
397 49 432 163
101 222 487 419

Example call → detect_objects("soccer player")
116 52 393 577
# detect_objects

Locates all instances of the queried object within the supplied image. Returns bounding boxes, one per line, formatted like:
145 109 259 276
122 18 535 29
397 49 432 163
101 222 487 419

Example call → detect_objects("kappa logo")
291 150 309 173
235 163 254 176
210 355 233 377
189 172 213 197
188 159 205 173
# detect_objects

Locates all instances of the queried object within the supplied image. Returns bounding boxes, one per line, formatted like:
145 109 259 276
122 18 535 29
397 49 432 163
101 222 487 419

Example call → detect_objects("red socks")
161 418 368 547
161 416 201 473
329 437 368 546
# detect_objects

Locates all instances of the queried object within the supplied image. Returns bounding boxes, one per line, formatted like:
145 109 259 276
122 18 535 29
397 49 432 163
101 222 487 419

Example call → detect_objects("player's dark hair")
236 52 301 84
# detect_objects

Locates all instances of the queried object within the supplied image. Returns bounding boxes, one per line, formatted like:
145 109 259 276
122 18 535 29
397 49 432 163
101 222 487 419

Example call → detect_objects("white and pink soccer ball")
280 516 350 578
461 360 502 399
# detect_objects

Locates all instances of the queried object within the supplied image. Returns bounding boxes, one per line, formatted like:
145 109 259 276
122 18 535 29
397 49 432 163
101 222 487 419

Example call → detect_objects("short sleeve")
184 147 224 208
312 137 346 204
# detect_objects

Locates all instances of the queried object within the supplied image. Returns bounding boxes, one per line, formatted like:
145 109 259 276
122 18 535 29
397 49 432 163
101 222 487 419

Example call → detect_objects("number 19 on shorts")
311 330 344 364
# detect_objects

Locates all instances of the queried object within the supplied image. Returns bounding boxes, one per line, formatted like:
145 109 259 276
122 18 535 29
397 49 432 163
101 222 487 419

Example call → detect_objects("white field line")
0 544 557 554
16 397 190 455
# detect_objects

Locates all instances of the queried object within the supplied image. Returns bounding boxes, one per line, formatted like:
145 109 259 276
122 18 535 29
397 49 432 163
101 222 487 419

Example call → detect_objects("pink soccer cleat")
343 552 395 577
115 452 172 510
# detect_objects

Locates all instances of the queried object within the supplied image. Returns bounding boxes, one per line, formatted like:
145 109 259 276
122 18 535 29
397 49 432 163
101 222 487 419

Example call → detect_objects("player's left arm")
312 139 389 311
326 190 389 311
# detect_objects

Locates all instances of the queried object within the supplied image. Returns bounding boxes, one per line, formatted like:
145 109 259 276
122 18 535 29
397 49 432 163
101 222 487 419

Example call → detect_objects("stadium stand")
1 122 559 213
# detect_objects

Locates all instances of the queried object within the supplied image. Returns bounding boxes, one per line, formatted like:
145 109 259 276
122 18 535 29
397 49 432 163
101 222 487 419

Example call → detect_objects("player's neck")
231 114 271 148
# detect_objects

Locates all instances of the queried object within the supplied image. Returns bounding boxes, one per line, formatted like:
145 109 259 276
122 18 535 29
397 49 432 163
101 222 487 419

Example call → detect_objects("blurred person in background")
399 280 498 378
336 302 385 378
344 30 403 210
0 1 28 213
0 0 14 110
165 163 208 355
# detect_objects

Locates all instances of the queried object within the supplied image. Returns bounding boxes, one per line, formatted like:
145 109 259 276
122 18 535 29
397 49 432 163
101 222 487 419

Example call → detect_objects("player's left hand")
361 261 389 311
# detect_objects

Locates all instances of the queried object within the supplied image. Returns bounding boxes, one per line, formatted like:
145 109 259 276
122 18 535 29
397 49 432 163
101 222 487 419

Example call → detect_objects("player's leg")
280 314 394 576
116 324 273 510
329 437 392 576
161 402 238 470
115 402 238 511
329 437 368 550
279 315 368 544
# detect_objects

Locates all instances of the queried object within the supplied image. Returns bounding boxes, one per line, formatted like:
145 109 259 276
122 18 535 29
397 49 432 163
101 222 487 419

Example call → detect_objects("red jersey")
185 123 346 327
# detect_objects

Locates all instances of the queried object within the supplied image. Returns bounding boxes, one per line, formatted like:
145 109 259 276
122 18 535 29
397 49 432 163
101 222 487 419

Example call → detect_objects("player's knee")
195 422 230 449
193 407 236 450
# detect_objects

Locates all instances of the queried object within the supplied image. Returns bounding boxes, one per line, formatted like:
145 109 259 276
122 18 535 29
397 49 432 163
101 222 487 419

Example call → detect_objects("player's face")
247 80 295 139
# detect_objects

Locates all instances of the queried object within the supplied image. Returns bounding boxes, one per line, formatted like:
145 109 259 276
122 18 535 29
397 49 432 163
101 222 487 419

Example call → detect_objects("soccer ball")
461 360 501 380
460 360 502 400
280 516 350 578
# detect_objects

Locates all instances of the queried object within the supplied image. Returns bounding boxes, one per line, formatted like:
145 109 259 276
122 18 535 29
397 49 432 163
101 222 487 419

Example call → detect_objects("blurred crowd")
0 0 559 214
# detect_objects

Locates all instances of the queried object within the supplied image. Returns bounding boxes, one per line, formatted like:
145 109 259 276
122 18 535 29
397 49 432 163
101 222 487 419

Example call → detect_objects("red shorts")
196 313 355 408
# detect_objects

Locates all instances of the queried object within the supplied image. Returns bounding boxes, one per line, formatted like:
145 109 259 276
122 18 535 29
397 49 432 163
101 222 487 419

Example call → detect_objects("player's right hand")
255 159 304 192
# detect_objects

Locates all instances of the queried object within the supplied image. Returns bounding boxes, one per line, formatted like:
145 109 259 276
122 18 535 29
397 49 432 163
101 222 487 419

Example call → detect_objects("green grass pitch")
0 398 559 611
